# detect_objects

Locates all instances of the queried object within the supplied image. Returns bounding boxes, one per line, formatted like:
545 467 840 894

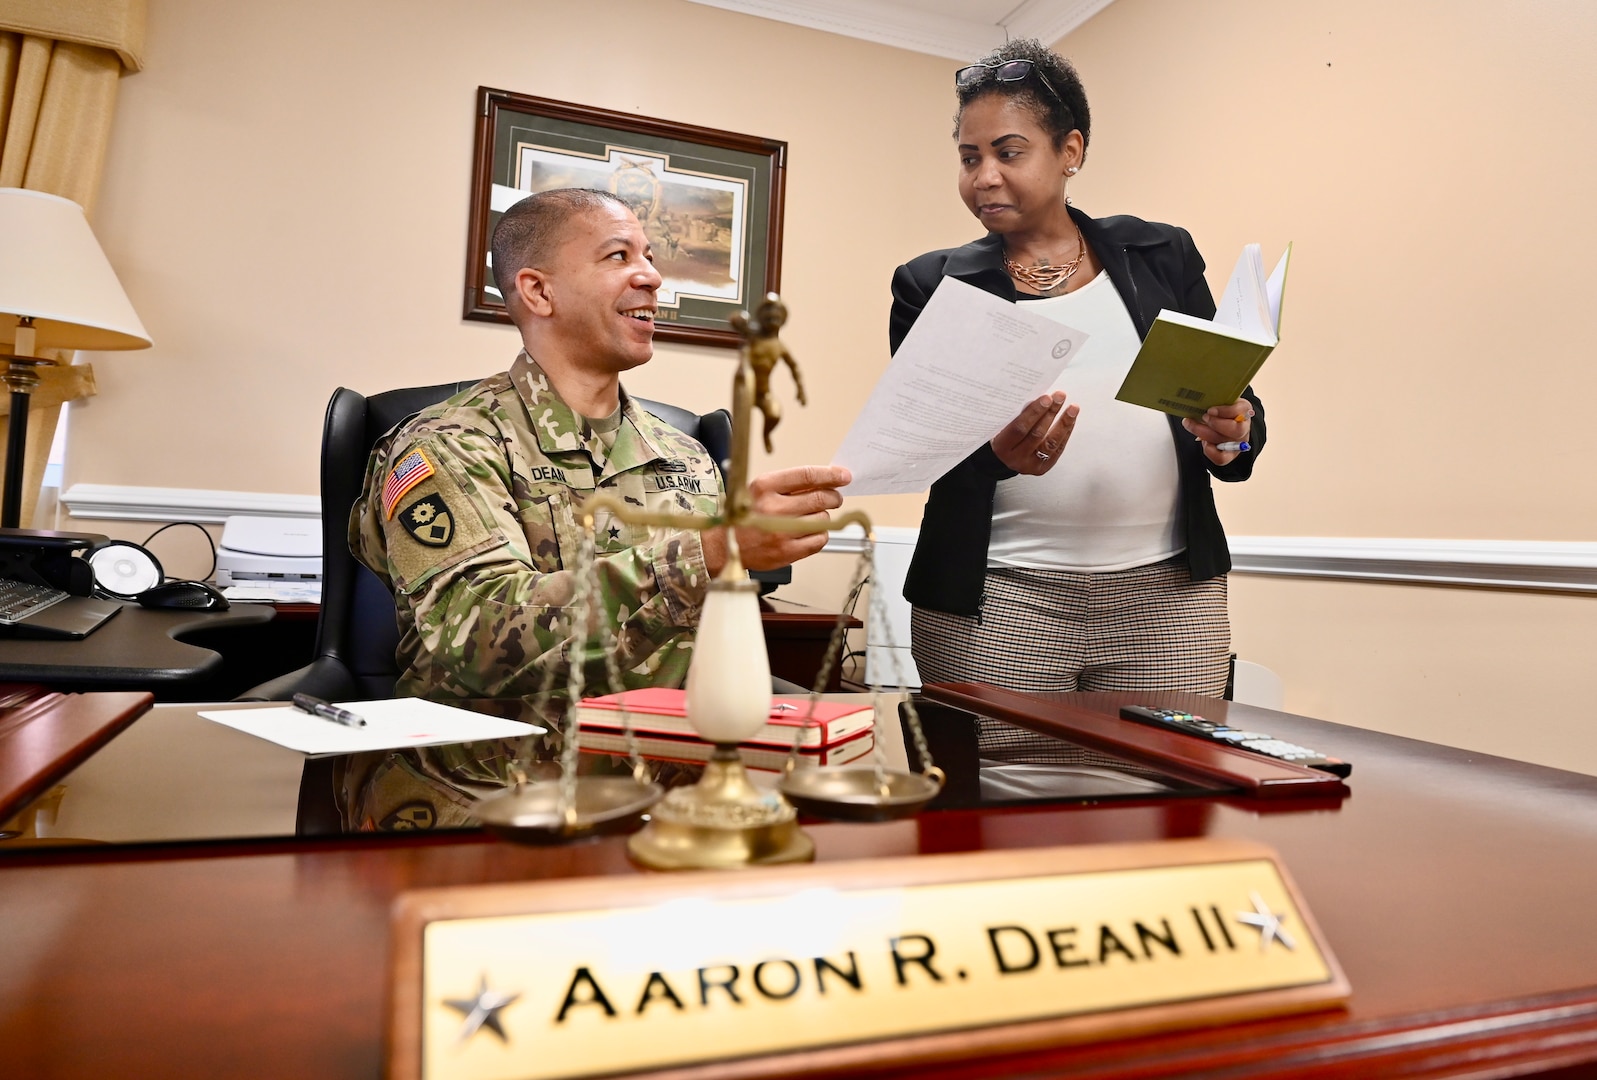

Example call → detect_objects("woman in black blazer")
893 39 1265 703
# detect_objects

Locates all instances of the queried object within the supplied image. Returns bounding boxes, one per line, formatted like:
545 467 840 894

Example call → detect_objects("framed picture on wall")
464 87 788 349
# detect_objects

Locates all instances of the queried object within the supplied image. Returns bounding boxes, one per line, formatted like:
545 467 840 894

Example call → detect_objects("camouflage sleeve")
354 427 712 699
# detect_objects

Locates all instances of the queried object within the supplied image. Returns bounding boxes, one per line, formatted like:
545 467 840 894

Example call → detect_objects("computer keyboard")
0 576 70 625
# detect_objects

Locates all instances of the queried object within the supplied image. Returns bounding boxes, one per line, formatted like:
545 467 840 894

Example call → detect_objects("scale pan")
780 767 943 822
473 777 663 845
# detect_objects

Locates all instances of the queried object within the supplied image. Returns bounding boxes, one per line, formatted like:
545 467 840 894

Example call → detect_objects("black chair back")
317 382 481 699
240 383 732 702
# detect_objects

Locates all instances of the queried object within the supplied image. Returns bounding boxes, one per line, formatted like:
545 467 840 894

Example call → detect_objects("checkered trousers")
911 556 1230 765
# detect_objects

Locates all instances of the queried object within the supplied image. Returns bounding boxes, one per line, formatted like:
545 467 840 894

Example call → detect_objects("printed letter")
555 967 617 1023
890 934 945 986
986 925 1041 974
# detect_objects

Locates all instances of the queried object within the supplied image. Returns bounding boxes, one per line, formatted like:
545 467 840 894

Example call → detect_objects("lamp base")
2 354 58 530
627 746 814 870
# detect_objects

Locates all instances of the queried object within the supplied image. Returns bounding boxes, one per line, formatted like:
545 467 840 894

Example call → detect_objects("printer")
216 516 322 596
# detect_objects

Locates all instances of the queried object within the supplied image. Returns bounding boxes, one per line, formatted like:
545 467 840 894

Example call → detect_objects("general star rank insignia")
400 494 454 547
443 973 522 1045
1235 891 1297 952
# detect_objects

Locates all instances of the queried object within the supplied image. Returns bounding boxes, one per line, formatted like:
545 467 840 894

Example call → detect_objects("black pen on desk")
292 693 366 728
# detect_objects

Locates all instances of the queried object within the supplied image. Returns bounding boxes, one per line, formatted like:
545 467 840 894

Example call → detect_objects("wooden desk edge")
0 689 155 821
919 682 1346 798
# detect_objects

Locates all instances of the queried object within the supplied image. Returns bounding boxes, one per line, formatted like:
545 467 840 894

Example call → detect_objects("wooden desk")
0 603 274 695
759 596 862 691
3 692 1597 1077
0 685 153 823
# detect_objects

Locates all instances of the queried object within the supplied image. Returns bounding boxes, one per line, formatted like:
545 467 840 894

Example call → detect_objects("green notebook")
1115 243 1291 419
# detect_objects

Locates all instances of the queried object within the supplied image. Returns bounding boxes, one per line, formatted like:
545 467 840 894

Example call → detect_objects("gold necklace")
1003 224 1088 294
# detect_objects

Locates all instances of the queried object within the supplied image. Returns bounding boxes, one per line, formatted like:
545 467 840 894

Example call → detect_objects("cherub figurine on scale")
730 294 807 454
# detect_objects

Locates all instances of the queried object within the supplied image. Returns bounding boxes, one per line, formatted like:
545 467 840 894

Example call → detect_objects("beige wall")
1061 0 1597 770
70 0 1597 768
77 0 967 517
1231 575 1597 774
1062 0 1597 539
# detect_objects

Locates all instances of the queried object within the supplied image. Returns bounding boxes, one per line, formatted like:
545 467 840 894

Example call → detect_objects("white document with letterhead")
197 699 543 756
832 277 1089 496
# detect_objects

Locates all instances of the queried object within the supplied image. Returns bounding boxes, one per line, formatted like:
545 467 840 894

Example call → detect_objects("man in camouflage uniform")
351 188 849 707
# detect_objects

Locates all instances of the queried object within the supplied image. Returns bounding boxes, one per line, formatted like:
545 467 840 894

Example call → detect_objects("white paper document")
197 699 544 756
832 277 1089 495
222 582 324 604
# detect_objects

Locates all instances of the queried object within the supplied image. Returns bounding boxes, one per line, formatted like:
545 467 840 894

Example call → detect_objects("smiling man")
350 188 849 704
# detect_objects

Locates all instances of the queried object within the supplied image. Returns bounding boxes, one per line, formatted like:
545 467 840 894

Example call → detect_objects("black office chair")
239 383 734 702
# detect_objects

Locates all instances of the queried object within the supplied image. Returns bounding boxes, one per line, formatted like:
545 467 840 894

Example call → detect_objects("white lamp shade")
0 187 150 352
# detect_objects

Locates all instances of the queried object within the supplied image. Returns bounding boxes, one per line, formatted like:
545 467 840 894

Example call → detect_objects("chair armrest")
237 656 362 702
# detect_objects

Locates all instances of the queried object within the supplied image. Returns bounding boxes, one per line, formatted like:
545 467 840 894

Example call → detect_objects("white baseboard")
59 485 1597 593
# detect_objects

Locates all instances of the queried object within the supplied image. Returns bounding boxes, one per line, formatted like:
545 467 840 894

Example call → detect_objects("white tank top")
986 270 1184 572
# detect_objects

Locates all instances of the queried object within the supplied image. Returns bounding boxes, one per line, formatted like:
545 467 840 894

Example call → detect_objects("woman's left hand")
1181 400 1254 466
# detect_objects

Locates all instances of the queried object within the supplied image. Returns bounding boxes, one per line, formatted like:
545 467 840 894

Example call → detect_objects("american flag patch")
382 449 434 520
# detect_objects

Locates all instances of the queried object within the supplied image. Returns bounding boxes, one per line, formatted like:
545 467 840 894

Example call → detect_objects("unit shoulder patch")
377 440 501 590
379 801 437 830
399 494 454 547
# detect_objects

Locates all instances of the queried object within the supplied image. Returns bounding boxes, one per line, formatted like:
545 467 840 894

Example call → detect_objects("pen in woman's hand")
292 693 367 728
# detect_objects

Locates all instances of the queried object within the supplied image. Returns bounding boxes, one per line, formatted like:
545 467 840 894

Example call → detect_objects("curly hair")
954 38 1091 154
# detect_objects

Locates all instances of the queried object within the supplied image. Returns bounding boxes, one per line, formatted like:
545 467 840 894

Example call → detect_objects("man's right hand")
703 465 851 574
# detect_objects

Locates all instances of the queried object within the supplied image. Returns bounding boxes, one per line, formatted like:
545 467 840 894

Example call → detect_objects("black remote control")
1118 706 1352 778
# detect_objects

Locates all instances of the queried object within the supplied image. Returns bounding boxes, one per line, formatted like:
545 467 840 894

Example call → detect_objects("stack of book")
575 688 875 771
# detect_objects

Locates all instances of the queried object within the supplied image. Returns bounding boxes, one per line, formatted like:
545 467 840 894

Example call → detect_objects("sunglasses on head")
954 58 1060 102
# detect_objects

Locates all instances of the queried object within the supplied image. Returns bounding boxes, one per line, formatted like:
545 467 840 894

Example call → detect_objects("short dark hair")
954 39 1090 155
490 188 627 301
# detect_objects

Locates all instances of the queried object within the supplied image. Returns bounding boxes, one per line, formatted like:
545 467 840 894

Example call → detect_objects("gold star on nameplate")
443 974 521 1044
1234 891 1297 952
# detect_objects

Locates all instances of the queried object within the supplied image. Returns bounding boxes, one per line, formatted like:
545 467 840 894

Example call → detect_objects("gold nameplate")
389 839 1346 1080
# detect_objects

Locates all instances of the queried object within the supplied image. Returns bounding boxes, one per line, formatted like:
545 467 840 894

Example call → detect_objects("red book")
577 729 875 772
576 688 875 750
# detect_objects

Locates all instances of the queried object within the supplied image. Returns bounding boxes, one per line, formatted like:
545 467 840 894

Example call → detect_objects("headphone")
85 523 218 601
87 539 164 599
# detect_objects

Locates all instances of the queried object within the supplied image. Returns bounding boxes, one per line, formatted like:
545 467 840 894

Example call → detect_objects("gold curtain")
0 0 144 527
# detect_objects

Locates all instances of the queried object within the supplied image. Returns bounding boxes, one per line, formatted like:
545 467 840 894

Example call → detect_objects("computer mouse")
136 580 231 611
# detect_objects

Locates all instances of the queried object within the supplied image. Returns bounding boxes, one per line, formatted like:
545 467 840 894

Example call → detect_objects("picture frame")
463 87 788 349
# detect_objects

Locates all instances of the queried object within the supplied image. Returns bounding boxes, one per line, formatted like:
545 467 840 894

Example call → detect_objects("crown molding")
680 0 1114 61
1004 0 1118 48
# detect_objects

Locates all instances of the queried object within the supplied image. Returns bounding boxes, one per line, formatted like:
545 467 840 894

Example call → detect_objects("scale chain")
784 541 874 771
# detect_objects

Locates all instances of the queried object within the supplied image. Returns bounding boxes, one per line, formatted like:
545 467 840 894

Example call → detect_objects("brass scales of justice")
472 294 945 869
